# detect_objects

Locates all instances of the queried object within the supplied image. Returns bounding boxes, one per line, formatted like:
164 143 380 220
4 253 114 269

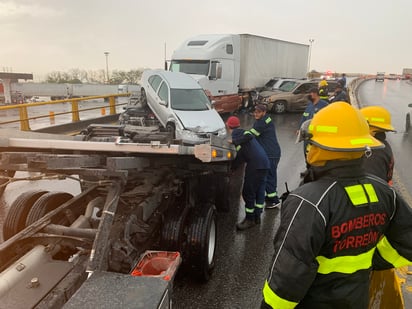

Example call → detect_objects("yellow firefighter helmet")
360 106 395 132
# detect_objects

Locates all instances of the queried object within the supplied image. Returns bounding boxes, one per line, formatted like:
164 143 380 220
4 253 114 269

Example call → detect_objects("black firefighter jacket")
362 132 394 183
262 159 412 309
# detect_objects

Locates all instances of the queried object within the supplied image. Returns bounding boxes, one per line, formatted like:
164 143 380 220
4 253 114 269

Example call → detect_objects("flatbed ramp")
64 271 170 309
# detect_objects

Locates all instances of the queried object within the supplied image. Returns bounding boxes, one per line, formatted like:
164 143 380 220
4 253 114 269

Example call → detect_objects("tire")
160 206 190 251
3 190 48 240
166 123 176 139
140 88 147 107
406 113 411 132
25 191 73 226
186 203 217 282
271 100 287 114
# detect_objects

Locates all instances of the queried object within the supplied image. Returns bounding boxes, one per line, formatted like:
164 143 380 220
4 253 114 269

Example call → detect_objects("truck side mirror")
408 103 412 108
159 99 167 106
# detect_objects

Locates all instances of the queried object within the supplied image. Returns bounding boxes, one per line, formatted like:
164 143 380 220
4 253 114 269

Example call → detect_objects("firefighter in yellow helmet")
261 102 412 309
318 78 329 100
360 106 396 184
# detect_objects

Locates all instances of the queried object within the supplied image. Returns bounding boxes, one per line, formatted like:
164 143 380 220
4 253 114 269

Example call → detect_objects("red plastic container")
131 250 181 281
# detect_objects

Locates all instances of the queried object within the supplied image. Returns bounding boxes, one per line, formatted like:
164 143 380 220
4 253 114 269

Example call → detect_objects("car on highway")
376 72 385 82
139 69 227 144
30 96 52 102
257 78 301 101
259 79 339 113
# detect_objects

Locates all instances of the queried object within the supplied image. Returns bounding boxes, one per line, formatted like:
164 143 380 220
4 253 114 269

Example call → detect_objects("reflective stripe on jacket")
250 114 281 158
263 160 412 308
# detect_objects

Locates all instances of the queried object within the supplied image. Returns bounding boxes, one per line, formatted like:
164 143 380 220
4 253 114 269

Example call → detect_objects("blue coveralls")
231 129 270 220
250 115 281 204
298 99 328 158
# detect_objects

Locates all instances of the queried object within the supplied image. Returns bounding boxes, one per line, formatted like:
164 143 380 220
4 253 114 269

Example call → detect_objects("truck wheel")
186 203 217 282
161 206 190 251
25 191 73 226
3 190 48 240
214 175 230 212
406 113 410 132
271 101 287 114
166 123 176 139
140 88 147 107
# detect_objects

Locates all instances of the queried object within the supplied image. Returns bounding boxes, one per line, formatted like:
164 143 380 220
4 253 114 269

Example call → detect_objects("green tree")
45 68 145 84
110 69 144 84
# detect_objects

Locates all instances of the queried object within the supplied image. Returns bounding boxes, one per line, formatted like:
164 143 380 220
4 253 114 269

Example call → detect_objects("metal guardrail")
0 94 130 131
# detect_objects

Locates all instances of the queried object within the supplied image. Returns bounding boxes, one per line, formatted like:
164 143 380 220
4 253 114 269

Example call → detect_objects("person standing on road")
360 106 396 185
226 116 270 230
329 82 349 103
261 102 412 309
318 79 329 101
297 87 328 159
339 73 347 89
250 104 282 209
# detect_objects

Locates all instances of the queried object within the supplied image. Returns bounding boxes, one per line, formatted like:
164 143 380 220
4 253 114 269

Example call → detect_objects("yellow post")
109 96 116 115
49 111 55 125
71 99 80 122
101 107 106 115
18 106 31 131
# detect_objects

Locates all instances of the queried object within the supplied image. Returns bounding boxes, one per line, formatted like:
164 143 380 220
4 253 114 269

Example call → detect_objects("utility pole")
104 51 110 83
308 39 314 78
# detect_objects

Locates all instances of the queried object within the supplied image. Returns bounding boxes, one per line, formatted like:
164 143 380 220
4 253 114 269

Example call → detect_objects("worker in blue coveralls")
226 116 270 231
297 87 328 160
250 104 282 209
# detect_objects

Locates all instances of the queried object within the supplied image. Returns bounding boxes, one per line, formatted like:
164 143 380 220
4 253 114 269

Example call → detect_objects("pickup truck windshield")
278 81 298 92
170 60 210 76
171 89 210 111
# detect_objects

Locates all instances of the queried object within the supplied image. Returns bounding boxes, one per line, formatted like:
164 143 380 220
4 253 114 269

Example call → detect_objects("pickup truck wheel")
3 190 48 240
25 192 73 226
406 113 410 132
166 123 176 139
140 88 148 107
186 203 217 282
271 100 287 114
161 206 190 251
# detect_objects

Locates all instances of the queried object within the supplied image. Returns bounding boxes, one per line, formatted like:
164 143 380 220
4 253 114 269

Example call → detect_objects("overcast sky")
1 0 411 80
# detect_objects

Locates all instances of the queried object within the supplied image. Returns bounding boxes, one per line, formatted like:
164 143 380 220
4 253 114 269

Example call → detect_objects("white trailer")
402 68 412 79
71 84 119 97
170 33 309 113
10 83 130 100
10 82 71 99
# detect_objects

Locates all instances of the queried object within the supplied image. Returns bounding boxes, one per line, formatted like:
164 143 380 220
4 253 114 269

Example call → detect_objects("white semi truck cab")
171 34 240 98
170 34 309 114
